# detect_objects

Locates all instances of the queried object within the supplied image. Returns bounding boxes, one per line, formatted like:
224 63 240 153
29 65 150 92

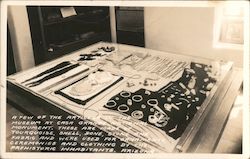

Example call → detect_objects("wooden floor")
215 93 243 153
6 93 243 153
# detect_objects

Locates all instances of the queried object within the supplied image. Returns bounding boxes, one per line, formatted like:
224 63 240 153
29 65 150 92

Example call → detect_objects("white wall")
8 6 35 72
144 7 243 67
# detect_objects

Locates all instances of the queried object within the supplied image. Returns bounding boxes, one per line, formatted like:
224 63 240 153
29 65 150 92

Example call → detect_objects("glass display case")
27 6 111 64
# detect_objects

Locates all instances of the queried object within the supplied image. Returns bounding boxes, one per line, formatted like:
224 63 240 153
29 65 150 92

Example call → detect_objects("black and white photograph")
0 1 249 159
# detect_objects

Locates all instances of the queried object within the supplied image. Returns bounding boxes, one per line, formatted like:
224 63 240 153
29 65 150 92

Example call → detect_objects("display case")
115 7 145 47
27 6 111 64
7 42 242 153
